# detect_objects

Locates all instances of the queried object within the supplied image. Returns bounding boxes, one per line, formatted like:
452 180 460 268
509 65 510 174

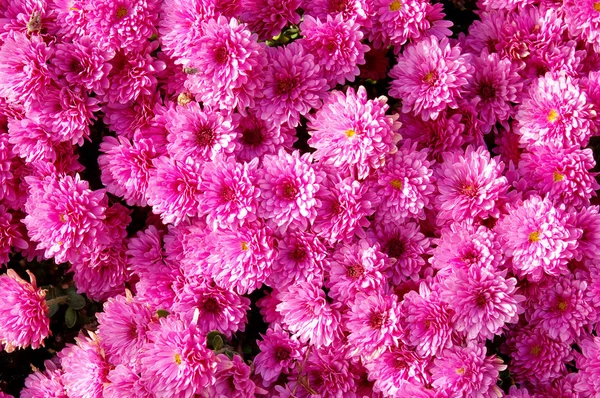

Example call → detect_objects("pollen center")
389 0 402 11
594 2 600 11
547 109 559 123
241 241 249 251
369 312 387 329
557 300 568 312
529 231 540 243
345 129 356 138
60 214 67 222
174 353 182 365
530 345 541 356
423 71 438 85
116 6 128 18
553 171 564 182
390 179 403 190
347 264 365 279
456 367 465 375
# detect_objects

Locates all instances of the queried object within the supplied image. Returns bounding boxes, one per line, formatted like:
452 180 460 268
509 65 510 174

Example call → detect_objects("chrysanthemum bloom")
127 225 165 274
495 195 580 282
465 50 522 133
239 0 301 40
368 0 428 50
431 221 502 273
165 102 236 163
205 221 275 294
432 343 506 397
51 0 90 39
146 156 202 226
303 0 370 25
364 344 430 397
574 335 600 396
52 36 113 93
198 155 260 229
98 136 158 207
345 292 403 358
269 229 326 288
85 0 159 50
96 292 154 370
257 42 327 128
210 354 257 397
0 0 58 38
104 364 152 398
326 239 388 302
368 221 431 283
173 277 250 338
257 289 284 324
232 110 294 162
0 205 27 266
504 325 572 383
276 281 343 347
0 31 53 107
58 332 110 398
298 346 358 397
528 275 592 343
254 325 306 386
7 114 63 163
0 270 49 352
21 359 67 398
515 72 594 148
258 149 321 232
307 86 401 179
435 145 508 226
564 0 600 52
439 267 524 340
23 173 109 264
313 175 375 244
103 91 161 140
135 262 186 312
139 314 217 398
183 16 267 112
369 141 435 222
389 36 472 121
573 206 600 262
300 15 368 87
519 144 599 209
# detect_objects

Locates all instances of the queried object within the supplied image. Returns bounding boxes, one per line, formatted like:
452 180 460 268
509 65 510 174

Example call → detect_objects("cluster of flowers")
0 0 600 396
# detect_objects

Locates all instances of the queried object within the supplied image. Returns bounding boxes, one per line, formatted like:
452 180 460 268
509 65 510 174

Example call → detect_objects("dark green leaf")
65 307 77 328
67 292 86 310
48 304 60 317
212 335 224 351
156 309 169 318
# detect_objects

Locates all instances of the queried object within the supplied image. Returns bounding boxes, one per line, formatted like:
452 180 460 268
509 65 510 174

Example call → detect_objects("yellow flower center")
594 2 600 11
345 129 356 138
529 231 540 242
175 353 182 365
424 71 436 83
60 214 67 222
389 0 402 11
547 109 559 123
116 6 128 18
241 241 249 251
557 300 568 311
530 345 541 356
456 367 465 375
553 171 564 182
390 179 403 190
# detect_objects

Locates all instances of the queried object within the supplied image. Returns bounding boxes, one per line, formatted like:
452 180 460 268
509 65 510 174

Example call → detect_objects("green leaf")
48 304 60 317
65 307 77 328
67 292 86 310
242 346 252 355
212 335 224 351
156 309 169 318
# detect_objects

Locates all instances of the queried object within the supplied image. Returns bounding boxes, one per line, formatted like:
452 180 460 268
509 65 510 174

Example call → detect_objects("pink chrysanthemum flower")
139 315 217 398
58 332 110 398
435 145 508 226
103 91 161 140
52 36 113 93
7 114 63 163
495 195 580 282
239 0 301 40
515 72 594 148
401 284 454 357
519 144 599 209
99 136 158 207
184 16 267 112
431 221 502 273
276 281 343 347
104 364 151 398
326 239 388 302
465 50 523 133
364 344 430 396
269 228 327 288
573 206 600 262
85 0 159 50
0 31 53 107
389 36 472 121
439 267 524 340
298 346 358 397
369 141 435 222
257 42 327 128
0 205 27 266
23 174 109 264
313 175 375 244
198 155 260 229
257 289 284 324
165 102 236 163
173 277 250 338
258 149 321 232
254 325 305 387
146 156 203 226
345 292 403 358
369 221 431 283
127 225 165 275
528 275 592 343
300 15 368 87
232 110 295 162
564 0 600 52
574 335 600 396
96 292 154 370
210 354 258 398
21 359 67 398
205 221 275 294
504 325 572 383
0 0 57 38
303 0 370 25
51 0 90 40
493 122 522 168
368 0 428 50
135 263 186 312
307 86 401 179
0 270 49 352
432 343 506 398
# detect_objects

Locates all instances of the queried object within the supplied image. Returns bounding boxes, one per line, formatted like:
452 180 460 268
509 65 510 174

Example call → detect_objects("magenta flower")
104 364 151 398
239 0 301 41
303 0 370 24
21 359 67 398
0 205 27 266
369 0 428 50
232 110 295 162
0 270 49 352
564 0 600 53
209 354 257 398
102 91 160 139
573 205 600 262
7 115 62 163
574 336 600 396
254 325 305 386
257 42 327 128
301 346 358 397
389 36 472 121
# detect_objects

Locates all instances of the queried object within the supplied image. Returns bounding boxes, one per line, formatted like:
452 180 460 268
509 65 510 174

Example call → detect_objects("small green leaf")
212 335 224 351
156 309 169 318
65 307 77 328
48 304 60 317
67 292 86 310
242 346 252 355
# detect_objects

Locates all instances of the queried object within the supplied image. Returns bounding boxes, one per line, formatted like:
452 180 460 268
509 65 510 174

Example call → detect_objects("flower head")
21 359 67 398
239 0 302 40
254 325 305 386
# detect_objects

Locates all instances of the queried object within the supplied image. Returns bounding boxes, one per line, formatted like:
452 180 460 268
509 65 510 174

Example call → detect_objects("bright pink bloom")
232 110 295 162
299 346 358 397
574 335 600 396
369 0 428 50
0 205 27 266
564 0 600 53
573 205 600 262
21 359 67 398
210 354 257 398
239 0 301 40
303 0 370 25
104 364 151 398
254 325 305 386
